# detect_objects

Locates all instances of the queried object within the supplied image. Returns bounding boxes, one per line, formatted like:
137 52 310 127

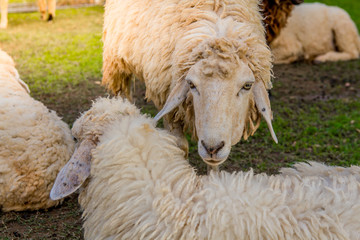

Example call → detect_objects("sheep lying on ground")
0 49 75 211
261 0 303 44
270 3 360 64
102 0 277 168
51 97 360 239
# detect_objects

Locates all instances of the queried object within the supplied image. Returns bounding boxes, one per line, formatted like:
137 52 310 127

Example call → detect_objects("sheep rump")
52 97 360 239
0 49 75 211
270 3 360 64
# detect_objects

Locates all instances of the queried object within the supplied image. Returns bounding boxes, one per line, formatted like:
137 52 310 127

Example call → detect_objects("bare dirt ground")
1 60 359 239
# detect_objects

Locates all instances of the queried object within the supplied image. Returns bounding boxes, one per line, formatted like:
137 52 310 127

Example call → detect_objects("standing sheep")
270 3 360 64
0 0 7 29
51 97 360 240
38 0 56 21
0 0 55 29
0 49 75 211
102 0 278 168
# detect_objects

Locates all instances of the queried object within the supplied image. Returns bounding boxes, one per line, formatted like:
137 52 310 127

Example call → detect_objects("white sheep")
51 97 360 240
102 0 277 168
270 2 360 64
0 49 75 211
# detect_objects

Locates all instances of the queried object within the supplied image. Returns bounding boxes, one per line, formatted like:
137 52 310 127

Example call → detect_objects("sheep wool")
270 3 360 64
53 97 360 239
0 49 75 211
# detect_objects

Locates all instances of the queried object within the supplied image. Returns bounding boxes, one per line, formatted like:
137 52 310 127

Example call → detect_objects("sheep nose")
201 140 225 156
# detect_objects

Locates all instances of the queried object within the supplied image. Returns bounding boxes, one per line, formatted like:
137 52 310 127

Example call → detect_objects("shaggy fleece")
73 98 360 240
0 49 75 211
102 0 272 140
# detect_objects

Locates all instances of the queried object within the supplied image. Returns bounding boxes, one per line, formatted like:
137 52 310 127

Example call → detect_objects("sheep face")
156 53 277 167
154 39 277 167
186 58 253 165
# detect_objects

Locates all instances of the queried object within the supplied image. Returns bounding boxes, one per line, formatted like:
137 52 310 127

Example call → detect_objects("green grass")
305 0 360 30
1 6 103 95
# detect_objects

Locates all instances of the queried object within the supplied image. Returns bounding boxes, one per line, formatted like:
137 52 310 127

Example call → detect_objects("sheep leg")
163 118 189 158
37 0 47 20
0 0 8 29
273 54 300 64
314 51 358 63
47 0 56 21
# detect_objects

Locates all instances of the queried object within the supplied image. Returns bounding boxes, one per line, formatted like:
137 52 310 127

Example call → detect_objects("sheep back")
74 98 360 240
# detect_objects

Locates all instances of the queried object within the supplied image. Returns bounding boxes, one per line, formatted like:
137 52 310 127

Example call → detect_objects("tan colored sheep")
0 0 55 29
38 0 56 21
0 0 7 29
102 0 277 168
51 97 360 240
0 49 74 211
270 3 360 64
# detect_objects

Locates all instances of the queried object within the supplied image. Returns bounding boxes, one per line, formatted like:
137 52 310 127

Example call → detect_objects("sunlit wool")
0 49 74 211
102 0 273 152
59 98 360 239
270 3 360 64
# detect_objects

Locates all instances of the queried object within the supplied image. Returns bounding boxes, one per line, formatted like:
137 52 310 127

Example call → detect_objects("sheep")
0 49 75 211
102 0 278 168
0 0 55 29
38 0 56 21
270 3 360 64
0 0 7 29
51 97 360 240
261 0 303 44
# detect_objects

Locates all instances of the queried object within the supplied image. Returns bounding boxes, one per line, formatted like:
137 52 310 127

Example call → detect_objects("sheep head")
155 38 277 167
50 97 141 200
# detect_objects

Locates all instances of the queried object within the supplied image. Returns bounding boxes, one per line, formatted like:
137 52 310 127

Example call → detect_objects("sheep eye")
242 82 253 91
237 82 253 96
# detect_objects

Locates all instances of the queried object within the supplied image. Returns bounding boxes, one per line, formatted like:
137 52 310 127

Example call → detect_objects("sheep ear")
253 81 278 143
50 138 97 200
154 81 189 122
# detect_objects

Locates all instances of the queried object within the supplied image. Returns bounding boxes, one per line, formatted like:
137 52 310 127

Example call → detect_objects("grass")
2 7 103 94
1 6 107 124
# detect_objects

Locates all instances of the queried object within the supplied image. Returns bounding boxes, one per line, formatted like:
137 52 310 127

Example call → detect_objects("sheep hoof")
47 14 54 22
